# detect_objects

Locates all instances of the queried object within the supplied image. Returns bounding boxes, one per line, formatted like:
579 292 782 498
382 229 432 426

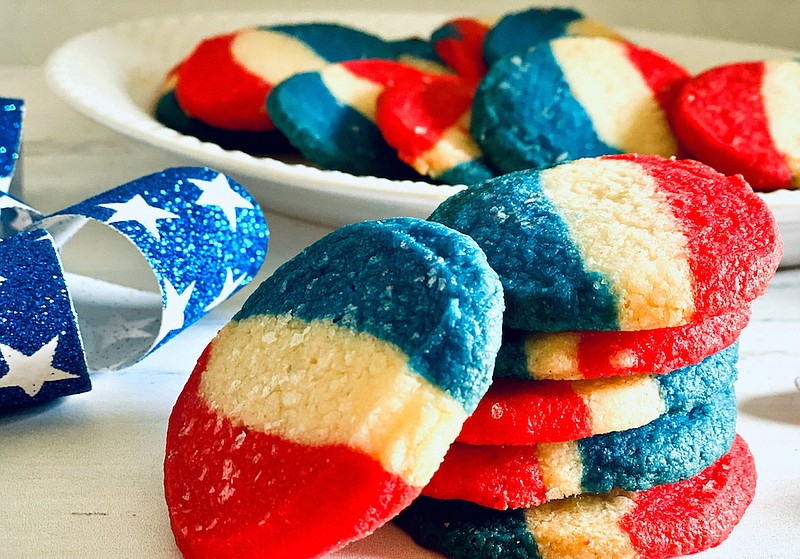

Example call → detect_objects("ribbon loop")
0 100 269 412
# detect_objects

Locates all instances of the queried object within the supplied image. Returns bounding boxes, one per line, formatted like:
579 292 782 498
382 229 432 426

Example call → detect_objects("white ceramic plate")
45 10 800 265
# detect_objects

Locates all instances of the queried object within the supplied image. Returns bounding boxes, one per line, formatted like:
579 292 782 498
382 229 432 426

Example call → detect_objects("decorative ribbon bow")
0 98 269 411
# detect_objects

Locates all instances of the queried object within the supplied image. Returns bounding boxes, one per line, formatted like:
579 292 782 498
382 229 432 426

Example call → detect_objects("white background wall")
1 0 799 66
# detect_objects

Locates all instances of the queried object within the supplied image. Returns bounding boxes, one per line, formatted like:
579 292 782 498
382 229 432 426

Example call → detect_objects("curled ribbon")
0 98 269 411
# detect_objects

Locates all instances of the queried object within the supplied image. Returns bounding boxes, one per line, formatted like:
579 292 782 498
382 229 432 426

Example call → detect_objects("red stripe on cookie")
574 306 750 378
423 443 549 510
622 42 689 114
622 435 756 558
673 62 792 189
378 75 474 165
176 33 274 131
457 378 592 444
605 154 782 318
433 18 491 85
165 345 417 559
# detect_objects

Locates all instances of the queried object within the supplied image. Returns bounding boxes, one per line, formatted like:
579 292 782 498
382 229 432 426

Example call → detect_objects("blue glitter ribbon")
0 103 268 411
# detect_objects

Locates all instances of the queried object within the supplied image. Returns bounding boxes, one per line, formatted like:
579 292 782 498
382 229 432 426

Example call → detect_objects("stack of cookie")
396 154 783 558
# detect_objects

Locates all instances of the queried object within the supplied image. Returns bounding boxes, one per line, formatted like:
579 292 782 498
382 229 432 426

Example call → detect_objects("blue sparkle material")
55 167 269 351
0 98 23 192
0 229 90 408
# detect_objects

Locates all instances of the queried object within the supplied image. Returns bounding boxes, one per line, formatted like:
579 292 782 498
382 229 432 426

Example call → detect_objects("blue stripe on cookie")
579 387 737 493
262 23 394 62
471 42 617 173
482 7 583 64
429 168 620 331
233 217 504 412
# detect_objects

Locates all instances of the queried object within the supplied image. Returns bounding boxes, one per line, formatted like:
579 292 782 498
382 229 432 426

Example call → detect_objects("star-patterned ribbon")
0 98 269 411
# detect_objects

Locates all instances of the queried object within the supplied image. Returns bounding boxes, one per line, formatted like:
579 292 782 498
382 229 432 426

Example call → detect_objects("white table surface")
1 66 799 559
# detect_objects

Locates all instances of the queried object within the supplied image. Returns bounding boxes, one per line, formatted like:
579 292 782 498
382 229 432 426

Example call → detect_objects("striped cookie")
458 342 737 445
377 73 497 185
429 155 783 331
471 36 689 173
173 23 394 132
397 435 756 559
482 7 622 66
496 305 750 380
673 59 800 191
164 217 504 559
267 59 438 177
423 388 737 509
431 17 496 85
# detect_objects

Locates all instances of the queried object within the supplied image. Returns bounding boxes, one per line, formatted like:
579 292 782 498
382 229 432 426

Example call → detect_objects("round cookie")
458 342 738 445
430 17 495 85
496 305 750 380
482 7 622 67
429 155 783 332
267 59 434 178
164 217 504 559
377 73 497 185
397 435 756 559
471 36 689 173
423 388 737 509
173 23 394 132
672 59 800 191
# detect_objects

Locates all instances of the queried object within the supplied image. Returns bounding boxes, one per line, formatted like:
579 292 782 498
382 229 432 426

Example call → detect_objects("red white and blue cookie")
172 23 395 134
458 342 737 445
423 388 737 510
397 435 756 559
429 155 783 332
482 7 622 67
471 36 689 173
672 59 800 191
164 217 504 559
496 305 750 380
267 59 441 177
377 73 497 185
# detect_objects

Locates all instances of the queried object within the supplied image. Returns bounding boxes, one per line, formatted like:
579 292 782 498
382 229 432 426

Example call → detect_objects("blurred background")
2 0 799 66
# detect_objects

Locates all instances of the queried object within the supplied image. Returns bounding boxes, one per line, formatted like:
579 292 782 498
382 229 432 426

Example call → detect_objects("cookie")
471 36 689 173
173 23 394 133
458 342 738 445
377 73 497 185
155 65 295 154
496 305 750 380
164 217 504 559
397 435 756 559
482 7 622 66
429 155 783 332
431 17 495 85
672 59 800 191
423 388 736 509
267 59 436 177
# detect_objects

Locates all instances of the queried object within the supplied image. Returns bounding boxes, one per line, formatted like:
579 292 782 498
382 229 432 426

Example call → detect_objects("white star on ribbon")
94 315 157 350
204 268 248 311
0 275 6 287
157 278 196 340
99 194 179 241
0 337 79 397
188 174 254 232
